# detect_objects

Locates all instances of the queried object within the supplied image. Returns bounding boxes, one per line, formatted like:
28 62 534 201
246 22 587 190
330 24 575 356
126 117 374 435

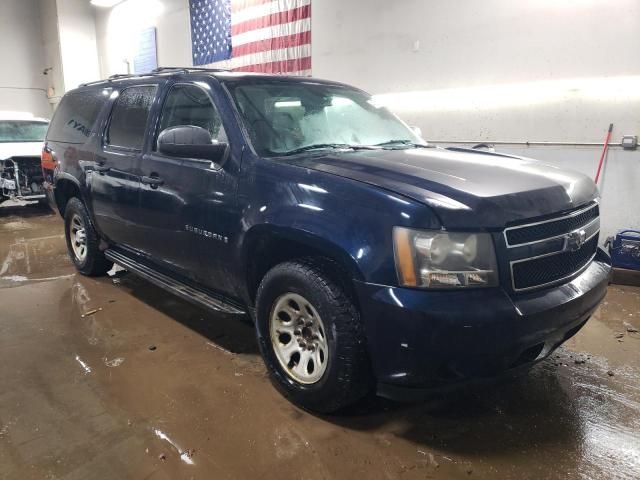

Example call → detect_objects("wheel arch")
242 224 364 305
54 174 83 217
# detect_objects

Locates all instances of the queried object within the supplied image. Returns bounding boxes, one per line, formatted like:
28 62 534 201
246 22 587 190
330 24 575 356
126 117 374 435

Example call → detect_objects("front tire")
64 197 112 276
255 258 373 413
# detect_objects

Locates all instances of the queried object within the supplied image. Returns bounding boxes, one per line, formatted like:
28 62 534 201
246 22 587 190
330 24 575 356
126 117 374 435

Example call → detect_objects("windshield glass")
0 121 49 143
228 81 423 156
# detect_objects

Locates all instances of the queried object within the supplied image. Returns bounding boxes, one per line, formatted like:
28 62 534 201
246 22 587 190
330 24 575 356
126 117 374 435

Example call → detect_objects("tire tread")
256 257 373 413
64 197 112 276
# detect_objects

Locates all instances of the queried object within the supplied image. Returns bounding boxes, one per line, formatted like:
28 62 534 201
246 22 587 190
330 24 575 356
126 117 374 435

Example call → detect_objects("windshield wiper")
280 143 378 156
374 139 431 149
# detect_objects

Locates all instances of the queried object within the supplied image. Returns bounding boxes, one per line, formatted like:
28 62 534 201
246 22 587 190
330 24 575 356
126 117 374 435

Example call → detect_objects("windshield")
0 121 49 143
228 81 424 156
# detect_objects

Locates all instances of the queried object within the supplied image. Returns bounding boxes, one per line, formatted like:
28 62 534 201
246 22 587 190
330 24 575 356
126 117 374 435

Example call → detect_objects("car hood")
0 142 43 160
284 147 598 229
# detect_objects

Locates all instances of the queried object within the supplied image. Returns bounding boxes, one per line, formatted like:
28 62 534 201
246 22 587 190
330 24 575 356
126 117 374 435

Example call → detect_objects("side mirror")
410 125 423 139
157 125 228 164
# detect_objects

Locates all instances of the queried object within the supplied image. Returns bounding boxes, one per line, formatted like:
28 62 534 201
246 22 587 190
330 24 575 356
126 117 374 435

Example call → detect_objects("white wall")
92 0 639 236
0 0 51 118
312 0 640 144
39 0 65 110
56 0 101 90
95 0 189 77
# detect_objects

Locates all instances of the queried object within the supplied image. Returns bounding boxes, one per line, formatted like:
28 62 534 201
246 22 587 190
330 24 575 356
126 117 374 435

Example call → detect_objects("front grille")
505 203 599 246
505 202 601 291
511 234 598 290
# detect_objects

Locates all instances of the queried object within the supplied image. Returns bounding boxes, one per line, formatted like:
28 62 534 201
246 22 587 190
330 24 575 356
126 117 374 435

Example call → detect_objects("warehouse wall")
56 0 101 91
92 0 639 237
312 0 640 144
95 0 189 76
39 0 65 110
0 0 51 118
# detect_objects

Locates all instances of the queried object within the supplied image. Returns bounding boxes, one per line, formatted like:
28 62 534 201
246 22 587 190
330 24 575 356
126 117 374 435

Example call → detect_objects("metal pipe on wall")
429 140 624 148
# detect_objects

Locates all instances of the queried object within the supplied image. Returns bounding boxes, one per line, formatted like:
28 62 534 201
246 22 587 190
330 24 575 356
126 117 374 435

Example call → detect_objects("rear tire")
255 258 373 413
64 197 112 276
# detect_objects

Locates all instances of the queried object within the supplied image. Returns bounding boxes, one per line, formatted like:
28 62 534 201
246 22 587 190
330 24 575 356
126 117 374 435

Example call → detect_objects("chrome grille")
504 203 599 247
505 203 600 292
511 235 598 290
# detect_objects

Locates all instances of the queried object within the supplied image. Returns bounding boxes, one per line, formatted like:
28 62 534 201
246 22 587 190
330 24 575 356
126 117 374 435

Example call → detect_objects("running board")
104 249 246 315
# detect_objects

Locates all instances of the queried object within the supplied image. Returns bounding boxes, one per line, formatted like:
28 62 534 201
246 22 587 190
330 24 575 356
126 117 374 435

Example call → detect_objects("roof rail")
108 73 133 79
80 72 155 87
151 66 230 74
80 66 230 87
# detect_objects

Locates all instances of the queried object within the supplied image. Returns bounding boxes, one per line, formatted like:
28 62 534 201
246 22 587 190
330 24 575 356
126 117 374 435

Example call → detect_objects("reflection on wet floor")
1 202 639 479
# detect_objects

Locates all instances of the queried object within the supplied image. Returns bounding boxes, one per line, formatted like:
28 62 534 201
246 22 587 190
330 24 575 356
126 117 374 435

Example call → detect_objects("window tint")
107 86 157 150
157 84 226 147
47 91 108 144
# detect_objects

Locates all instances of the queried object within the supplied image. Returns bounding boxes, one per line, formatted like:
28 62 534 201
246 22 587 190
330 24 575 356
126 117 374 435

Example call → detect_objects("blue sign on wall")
133 27 158 74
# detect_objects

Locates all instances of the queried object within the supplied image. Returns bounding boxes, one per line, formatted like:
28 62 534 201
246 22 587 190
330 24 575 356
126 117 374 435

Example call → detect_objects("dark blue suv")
42 68 611 412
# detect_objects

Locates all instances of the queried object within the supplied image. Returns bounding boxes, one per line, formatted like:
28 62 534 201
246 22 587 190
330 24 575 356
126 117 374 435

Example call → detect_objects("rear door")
136 81 232 282
89 85 158 249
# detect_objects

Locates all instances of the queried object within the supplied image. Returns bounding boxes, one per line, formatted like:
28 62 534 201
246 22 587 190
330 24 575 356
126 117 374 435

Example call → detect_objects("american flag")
190 0 311 75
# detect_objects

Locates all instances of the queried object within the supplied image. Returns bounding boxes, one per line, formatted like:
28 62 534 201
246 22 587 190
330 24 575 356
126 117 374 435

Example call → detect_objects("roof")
79 67 350 89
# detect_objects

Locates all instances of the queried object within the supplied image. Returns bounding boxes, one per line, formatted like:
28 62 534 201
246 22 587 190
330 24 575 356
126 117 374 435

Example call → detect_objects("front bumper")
355 248 611 401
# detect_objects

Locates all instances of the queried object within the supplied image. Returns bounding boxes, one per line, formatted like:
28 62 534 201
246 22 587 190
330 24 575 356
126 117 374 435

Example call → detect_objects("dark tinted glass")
47 91 108 143
158 84 226 145
107 85 157 149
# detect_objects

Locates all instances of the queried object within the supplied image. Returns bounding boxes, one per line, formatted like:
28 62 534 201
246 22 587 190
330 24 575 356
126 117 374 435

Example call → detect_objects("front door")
89 85 158 249
136 82 236 286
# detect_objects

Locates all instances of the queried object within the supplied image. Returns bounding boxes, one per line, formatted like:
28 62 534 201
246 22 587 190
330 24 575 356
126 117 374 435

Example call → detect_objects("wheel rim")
269 293 329 385
69 213 87 262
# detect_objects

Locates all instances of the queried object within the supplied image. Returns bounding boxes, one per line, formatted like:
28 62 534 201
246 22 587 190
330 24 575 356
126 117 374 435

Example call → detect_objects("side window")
157 84 226 148
47 90 108 144
107 85 157 150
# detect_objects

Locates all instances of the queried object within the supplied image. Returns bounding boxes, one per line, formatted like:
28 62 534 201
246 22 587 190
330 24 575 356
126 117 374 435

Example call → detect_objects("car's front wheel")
255 258 373 413
64 197 112 276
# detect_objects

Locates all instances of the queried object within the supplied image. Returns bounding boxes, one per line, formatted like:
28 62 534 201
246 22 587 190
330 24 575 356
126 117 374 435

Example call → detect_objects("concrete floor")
1 202 639 480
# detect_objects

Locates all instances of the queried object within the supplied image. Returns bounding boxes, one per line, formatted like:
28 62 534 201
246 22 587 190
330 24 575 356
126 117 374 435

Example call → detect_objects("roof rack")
80 66 230 87
151 66 230 74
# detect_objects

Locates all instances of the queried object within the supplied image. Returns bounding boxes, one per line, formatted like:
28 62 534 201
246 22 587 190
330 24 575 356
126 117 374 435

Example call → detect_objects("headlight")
393 227 498 288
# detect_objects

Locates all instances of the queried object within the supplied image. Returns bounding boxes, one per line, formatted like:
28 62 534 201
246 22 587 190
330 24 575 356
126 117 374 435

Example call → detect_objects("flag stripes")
191 0 312 76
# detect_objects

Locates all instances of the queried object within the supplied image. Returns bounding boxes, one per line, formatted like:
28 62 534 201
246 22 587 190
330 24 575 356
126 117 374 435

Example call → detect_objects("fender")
233 156 440 297
241 223 365 279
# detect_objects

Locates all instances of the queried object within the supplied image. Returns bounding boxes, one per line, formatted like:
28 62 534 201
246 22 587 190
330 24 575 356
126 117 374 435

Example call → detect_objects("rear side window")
107 86 157 150
47 91 107 144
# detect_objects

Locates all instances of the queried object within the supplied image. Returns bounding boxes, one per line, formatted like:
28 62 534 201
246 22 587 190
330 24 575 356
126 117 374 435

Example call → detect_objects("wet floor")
1 202 639 480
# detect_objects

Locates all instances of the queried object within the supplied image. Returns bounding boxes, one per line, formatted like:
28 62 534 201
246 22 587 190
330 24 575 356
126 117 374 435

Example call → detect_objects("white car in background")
0 113 49 204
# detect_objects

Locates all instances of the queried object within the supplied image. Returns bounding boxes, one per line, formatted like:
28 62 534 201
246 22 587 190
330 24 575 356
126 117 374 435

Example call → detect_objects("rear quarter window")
47 90 109 144
106 85 157 150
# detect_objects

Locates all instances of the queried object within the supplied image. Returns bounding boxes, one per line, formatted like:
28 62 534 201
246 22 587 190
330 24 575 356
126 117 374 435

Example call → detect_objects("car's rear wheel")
255 258 373 413
64 197 112 276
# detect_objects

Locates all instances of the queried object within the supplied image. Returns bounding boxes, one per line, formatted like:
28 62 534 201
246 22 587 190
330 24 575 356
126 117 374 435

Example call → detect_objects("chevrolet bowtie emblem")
565 229 587 252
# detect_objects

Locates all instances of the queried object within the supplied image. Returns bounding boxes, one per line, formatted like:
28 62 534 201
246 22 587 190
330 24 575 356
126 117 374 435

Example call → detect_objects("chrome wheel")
69 213 87 262
269 293 329 384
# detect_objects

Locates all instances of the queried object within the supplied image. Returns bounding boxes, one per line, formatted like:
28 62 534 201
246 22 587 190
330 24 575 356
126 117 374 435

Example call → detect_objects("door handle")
141 175 164 188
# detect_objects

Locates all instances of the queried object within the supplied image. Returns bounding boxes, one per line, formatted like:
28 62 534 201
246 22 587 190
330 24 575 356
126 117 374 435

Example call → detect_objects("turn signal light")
41 148 56 171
